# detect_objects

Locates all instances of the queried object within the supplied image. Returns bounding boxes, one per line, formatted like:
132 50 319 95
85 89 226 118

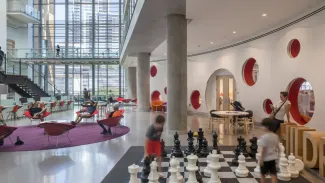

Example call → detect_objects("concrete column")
137 52 150 111
167 14 187 131
0 1 7 52
127 67 137 99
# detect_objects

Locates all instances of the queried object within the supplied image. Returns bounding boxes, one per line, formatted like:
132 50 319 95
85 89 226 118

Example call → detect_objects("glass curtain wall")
32 0 125 98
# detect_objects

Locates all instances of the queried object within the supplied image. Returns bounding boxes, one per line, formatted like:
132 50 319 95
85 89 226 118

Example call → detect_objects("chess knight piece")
160 139 167 158
248 137 258 159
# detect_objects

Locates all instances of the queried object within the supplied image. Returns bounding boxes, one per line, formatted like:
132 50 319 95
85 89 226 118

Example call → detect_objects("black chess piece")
171 132 179 154
160 139 167 158
140 155 152 183
239 139 249 157
248 137 258 158
211 131 221 154
199 138 210 157
196 128 204 154
187 130 194 141
185 137 196 156
231 146 241 166
15 136 24 146
195 160 203 183
172 139 184 157
234 136 244 154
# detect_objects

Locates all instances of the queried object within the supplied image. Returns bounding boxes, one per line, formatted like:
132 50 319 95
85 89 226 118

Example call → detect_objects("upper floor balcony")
7 2 41 24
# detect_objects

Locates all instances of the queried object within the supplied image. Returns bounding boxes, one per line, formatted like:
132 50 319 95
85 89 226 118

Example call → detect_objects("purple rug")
0 123 130 152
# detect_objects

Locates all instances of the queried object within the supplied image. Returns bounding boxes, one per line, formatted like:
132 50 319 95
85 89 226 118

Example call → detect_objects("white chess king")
186 154 199 183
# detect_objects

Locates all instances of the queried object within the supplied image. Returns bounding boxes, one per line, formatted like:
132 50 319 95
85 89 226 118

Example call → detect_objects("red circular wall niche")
151 90 161 101
287 78 311 125
242 58 257 86
164 87 167 94
288 39 300 58
191 90 201 110
150 65 157 77
263 99 273 114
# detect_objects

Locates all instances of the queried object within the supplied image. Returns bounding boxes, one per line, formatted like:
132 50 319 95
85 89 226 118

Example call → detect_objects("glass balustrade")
7 2 40 20
121 0 138 50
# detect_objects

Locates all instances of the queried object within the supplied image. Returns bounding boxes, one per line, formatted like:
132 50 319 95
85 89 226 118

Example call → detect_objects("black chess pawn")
231 146 241 166
199 138 210 157
172 139 184 157
185 137 196 156
248 137 258 158
195 160 203 183
211 131 221 154
239 139 249 157
140 156 152 183
160 139 167 158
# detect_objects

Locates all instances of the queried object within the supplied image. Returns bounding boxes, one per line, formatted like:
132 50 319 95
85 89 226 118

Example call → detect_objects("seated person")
28 101 48 122
98 104 123 134
0 106 6 126
71 100 96 125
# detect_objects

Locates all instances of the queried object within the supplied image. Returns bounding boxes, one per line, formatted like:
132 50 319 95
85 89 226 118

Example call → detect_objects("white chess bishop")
288 153 299 178
128 164 140 183
148 160 159 183
277 156 291 181
235 153 249 177
207 150 221 183
185 154 199 183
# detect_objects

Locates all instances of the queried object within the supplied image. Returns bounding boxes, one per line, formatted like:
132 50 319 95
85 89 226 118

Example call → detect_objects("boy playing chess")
144 115 165 178
259 118 279 183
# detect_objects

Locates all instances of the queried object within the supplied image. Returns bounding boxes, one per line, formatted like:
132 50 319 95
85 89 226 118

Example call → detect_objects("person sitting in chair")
98 104 123 134
28 101 48 122
71 101 96 125
0 106 6 126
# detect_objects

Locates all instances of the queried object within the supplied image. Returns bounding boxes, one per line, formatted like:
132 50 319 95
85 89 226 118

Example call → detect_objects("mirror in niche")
298 81 314 122
242 58 259 86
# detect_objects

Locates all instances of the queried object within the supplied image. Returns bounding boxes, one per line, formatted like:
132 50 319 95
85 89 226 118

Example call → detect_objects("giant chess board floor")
103 146 311 183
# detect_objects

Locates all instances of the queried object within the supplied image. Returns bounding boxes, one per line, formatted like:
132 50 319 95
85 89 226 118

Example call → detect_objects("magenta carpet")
0 123 130 152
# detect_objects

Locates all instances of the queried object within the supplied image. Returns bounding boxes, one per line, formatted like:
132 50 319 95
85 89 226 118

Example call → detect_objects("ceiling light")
262 13 267 17
210 42 214 44
232 31 236 34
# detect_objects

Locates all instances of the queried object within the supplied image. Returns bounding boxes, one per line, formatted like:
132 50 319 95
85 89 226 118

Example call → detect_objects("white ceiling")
145 0 325 62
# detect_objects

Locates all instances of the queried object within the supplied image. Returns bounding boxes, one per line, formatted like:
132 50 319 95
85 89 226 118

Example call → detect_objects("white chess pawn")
235 153 249 177
169 157 179 183
128 164 140 183
277 156 291 181
288 153 299 178
207 150 221 183
277 143 285 170
204 152 212 177
254 139 262 177
148 160 159 183
176 159 185 183
186 154 199 183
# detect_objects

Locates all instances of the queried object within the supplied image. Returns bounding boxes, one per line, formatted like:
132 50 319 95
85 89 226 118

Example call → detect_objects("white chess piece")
288 153 299 178
204 152 212 177
168 157 179 183
128 164 140 183
148 160 159 183
207 150 221 183
235 153 249 177
277 156 291 181
186 154 199 183
176 159 185 183
254 139 262 177
277 143 285 170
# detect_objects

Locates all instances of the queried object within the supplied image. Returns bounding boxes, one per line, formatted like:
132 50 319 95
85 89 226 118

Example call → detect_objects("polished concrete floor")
0 106 322 183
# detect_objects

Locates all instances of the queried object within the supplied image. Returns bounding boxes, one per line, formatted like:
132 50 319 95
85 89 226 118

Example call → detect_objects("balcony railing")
121 0 139 51
7 48 120 59
7 2 40 20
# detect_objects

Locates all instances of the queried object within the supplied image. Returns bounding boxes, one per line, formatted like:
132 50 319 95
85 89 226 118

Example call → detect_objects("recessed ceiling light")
233 31 236 34
262 13 267 17
210 41 214 44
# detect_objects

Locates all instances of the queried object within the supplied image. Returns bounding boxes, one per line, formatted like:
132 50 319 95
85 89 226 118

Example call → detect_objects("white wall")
7 26 32 58
150 63 167 101
150 8 325 131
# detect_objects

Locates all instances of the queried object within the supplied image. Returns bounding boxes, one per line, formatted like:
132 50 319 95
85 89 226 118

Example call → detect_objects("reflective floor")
0 106 322 183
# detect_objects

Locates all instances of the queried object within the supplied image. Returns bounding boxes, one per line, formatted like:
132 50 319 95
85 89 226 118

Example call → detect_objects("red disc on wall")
190 90 201 110
242 58 257 86
263 99 273 114
288 39 300 58
150 65 157 77
164 87 167 94
151 90 160 101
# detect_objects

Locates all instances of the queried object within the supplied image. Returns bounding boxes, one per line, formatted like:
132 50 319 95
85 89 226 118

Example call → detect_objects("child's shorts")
146 140 161 156
261 160 277 175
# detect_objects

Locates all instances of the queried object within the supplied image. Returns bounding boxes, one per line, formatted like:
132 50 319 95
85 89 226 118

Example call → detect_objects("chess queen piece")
277 156 291 181
160 139 167 158
128 164 140 183
207 150 221 183
186 154 199 183
148 160 159 183
248 136 258 159
288 153 299 178
235 153 249 177
211 131 221 154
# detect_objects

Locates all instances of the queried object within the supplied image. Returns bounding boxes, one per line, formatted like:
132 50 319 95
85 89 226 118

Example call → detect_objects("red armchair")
59 101 65 111
0 126 17 145
24 111 51 124
38 122 75 147
97 116 123 135
76 110 99 122
67 100 73 109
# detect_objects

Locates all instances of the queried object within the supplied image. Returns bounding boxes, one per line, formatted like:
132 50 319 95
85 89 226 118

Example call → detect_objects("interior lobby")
1 0 325 183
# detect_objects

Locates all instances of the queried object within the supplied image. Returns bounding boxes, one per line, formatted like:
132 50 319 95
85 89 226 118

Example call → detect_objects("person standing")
56 45 60 57
0 47 4 70
83 88 88 101
270 91 291 133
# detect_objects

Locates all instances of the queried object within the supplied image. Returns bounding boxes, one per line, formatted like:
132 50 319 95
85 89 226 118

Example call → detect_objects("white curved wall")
150 9 325 131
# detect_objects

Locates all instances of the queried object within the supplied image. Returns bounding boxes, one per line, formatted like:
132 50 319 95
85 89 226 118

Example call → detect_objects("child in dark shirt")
144 115 165 177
